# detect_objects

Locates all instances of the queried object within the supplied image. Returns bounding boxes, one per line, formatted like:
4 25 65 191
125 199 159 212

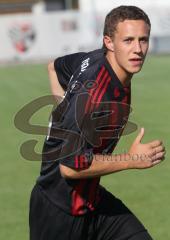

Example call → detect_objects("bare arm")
60 153 130 179
48 61 65 101
60 128 165 179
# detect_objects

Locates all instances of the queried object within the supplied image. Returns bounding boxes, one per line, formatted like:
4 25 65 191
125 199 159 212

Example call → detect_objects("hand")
128 128 165 169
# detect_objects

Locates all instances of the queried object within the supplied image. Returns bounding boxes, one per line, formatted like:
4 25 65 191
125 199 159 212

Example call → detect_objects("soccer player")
29 6 165 240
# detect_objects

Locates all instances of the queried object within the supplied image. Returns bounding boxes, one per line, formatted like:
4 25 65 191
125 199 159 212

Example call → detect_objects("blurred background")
0 0 170 63
0 0 169 239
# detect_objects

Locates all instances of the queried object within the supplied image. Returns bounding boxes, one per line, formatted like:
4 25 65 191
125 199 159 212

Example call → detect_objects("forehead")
115 20 150 37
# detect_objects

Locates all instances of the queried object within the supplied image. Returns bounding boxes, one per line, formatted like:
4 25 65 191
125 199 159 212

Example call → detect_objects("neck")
106 51 133 87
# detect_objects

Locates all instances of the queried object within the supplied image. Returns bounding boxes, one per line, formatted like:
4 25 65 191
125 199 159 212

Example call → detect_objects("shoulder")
82 48 105 67
74 49 105 80
63 49 106 97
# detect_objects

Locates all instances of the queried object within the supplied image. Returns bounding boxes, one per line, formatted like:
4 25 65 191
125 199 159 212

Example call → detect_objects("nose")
134 41 142 53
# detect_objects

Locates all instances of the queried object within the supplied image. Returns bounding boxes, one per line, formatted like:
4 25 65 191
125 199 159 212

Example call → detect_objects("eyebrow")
123 36 149 40
139 36 149 40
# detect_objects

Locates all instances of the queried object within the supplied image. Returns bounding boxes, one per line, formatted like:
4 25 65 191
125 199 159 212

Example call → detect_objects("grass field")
0 55 169 239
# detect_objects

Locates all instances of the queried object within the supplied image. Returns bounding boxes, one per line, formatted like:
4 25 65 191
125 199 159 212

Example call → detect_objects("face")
109 20 150 74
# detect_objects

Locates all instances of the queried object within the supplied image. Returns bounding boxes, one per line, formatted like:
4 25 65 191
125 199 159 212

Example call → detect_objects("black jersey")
37 49 131 216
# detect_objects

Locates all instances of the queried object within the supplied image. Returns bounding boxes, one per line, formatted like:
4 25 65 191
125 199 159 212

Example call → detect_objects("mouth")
129 58 143 65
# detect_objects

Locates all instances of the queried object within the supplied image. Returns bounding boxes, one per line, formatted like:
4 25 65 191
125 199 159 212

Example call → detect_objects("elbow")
59 164 80 179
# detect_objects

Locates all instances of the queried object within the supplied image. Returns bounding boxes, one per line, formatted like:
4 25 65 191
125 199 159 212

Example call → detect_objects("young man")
29 6 165 240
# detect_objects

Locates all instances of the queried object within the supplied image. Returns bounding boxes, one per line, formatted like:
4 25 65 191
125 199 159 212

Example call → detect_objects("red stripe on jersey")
75 156 79 169
79 155 84 169
71 180 86 215
87 178 100 210
89 70 109 112
95 76 111 108
123 87 131 104
114 87 120 98
84 156 89 168
85 66 106 114
75 155 89 169
122 95 127 103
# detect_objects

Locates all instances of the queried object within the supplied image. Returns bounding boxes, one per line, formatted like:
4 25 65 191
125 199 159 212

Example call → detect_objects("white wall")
0 2 170 64
0 11 96 63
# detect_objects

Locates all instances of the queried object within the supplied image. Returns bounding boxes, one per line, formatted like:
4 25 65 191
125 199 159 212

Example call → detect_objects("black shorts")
29 184 153 240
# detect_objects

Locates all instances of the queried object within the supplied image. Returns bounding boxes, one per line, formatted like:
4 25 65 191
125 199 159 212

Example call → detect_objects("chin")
128 66 143 74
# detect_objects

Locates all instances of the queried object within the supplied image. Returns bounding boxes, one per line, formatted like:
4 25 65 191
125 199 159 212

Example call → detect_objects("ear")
103 35 114 51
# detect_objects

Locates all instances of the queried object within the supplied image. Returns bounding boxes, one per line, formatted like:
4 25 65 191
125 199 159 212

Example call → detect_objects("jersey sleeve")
54 52 86 91
60 137 94 170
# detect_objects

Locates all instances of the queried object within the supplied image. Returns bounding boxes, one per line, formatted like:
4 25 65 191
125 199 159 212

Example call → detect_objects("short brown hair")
103 5 151 38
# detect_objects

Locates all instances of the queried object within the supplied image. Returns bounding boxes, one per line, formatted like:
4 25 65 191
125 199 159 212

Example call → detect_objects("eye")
140 38 149 43
124 38 133 44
